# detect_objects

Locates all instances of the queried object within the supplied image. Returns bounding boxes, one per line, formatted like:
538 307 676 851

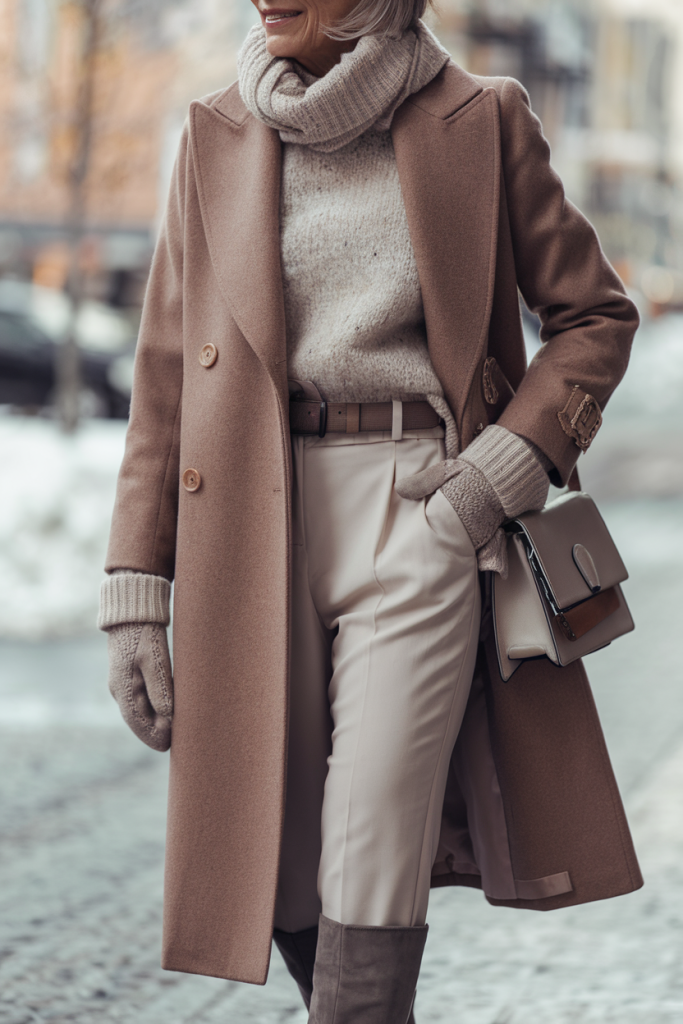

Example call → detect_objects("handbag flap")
507 491 628 612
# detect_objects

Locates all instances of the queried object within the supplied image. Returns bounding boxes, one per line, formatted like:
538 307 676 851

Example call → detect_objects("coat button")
182 468 201 492
199 343 217 367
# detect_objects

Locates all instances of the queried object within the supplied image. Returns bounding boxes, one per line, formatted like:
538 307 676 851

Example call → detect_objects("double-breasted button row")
182 468 201 492
186 344 215 491
198 343 218 367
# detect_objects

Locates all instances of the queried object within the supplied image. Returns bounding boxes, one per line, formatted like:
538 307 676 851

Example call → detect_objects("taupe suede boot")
308 915 427 1024
273 925 319 1010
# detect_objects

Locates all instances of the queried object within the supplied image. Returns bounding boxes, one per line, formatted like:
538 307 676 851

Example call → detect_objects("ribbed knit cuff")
98 573 171 631
458 425 550 517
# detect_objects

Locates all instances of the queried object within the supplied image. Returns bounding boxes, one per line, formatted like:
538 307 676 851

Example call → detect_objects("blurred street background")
0 0 682 1021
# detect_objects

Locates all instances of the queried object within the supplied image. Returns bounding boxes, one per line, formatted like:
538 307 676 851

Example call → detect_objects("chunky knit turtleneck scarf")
237 21 449 152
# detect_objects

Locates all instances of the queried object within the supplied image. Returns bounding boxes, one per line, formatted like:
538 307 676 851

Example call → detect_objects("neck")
291 37 358 78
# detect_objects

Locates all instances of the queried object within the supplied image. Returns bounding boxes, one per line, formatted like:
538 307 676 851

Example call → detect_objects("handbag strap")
568 466 581 492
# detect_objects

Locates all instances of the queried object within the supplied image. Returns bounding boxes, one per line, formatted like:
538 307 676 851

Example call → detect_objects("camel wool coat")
106 62 642 984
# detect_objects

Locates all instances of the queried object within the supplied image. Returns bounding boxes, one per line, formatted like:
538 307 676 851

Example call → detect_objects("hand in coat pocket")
107 622 173 751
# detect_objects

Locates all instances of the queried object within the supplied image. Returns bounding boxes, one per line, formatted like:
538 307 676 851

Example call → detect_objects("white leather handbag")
492 489 635 681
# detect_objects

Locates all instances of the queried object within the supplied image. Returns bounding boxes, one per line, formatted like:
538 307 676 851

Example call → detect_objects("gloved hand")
106 622 173 751
395 425 552 573
98 571 173 751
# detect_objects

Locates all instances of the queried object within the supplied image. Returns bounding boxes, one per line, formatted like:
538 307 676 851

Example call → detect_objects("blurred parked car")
0 308 133 418
0 280 135 418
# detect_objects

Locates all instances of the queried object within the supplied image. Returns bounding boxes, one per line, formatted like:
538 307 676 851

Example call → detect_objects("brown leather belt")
289 400 441 437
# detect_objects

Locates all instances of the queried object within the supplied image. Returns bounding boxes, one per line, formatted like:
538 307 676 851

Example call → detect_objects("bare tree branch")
57 0 104 433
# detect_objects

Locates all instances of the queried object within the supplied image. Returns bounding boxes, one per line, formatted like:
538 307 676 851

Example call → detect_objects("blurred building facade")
437 0 683 306
0 0 681 310
0 0 254 304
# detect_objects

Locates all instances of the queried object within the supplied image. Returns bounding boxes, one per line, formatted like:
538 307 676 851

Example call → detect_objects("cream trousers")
274 430 481 932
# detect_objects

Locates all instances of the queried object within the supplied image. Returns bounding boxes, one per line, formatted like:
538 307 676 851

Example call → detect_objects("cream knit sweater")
237 21 450 153
281 129 444 406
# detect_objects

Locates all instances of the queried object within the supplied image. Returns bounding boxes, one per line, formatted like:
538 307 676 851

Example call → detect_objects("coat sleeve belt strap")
514 871 573 900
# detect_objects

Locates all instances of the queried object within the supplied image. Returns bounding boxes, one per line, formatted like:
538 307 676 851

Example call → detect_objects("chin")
265 35 301 60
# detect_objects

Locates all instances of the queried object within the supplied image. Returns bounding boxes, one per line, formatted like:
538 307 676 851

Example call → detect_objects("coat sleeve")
104 123 190 580
494 78 639 485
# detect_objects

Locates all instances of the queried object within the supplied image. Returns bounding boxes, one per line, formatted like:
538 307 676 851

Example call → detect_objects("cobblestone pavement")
1 495 682 1024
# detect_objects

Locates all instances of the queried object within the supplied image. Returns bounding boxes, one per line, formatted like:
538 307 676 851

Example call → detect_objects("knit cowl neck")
237 20 450 152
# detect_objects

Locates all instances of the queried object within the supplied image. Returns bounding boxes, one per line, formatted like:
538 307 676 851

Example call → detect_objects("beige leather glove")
395 425 552 573
98 572 173 752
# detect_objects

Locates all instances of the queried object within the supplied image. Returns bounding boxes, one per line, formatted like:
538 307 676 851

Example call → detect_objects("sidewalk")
0 496 681 1023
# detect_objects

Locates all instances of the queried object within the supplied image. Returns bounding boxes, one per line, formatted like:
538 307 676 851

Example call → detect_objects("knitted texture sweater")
237 21 449 153
280 129 445 406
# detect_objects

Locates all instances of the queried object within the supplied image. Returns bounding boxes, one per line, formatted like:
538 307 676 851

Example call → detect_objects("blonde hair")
325 0 432 40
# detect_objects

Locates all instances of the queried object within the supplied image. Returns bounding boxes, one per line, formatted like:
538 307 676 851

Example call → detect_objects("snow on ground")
0 417 126 639
1 498 682 1020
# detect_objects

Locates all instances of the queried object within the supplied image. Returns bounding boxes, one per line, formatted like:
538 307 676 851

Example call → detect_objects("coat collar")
190 63 499 426
401 59 483 119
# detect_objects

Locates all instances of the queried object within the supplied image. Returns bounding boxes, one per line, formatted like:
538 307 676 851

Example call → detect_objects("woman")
99 0 642 1020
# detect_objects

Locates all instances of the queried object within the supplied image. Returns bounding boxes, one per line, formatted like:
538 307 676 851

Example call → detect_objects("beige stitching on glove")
107 622 173 752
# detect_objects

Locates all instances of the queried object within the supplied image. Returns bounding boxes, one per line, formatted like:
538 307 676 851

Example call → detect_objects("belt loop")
346 403 360 434
391 400 403 441
318 401 328 438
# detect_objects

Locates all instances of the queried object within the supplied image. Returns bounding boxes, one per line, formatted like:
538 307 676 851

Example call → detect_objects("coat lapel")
189 86 288 405
392 64 501 431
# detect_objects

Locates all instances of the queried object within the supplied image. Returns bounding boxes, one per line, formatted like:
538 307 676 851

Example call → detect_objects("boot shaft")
309 915 427 1024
